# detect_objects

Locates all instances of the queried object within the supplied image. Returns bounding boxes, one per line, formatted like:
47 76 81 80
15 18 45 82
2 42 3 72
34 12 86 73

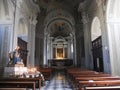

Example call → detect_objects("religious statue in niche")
7 46 24 67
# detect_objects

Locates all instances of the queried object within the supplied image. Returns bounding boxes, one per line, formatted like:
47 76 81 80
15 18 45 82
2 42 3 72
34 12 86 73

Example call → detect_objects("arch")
44 9 75 26
44 9 75 36
18 18 28 42
0 0 13 22
107 0 120 19
106 0 120 75
91 17 101 41
43 9 76 65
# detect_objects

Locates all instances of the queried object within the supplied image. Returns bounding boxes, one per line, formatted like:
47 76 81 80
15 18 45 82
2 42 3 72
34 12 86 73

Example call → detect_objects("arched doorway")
107 0 120 75
91 17 103 72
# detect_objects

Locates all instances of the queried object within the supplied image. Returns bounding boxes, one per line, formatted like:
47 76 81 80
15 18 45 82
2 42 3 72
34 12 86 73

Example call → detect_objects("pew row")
75 76 120 89
0 88 26 90
66 68 120 90
84 86 120 90
0 81 35 90
39 67 53 80
0 77 42 90
79 80 120 90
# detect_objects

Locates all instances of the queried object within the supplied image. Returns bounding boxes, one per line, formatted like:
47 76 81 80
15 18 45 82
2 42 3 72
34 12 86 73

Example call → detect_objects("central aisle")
42 69 74 90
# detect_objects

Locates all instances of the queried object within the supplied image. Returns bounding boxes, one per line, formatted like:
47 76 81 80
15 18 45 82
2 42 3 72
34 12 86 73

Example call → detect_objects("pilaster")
78 2 93 69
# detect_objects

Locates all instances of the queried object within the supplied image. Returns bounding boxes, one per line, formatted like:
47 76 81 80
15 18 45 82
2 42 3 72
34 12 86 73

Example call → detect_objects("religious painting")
56 48 64 59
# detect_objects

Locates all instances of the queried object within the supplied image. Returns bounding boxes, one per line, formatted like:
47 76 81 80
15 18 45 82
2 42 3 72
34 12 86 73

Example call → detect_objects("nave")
42 69 74 90
1 67 120 90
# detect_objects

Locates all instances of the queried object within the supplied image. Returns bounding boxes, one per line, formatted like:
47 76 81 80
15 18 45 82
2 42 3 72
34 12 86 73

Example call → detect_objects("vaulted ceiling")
37 0 84 13
35 0 86 37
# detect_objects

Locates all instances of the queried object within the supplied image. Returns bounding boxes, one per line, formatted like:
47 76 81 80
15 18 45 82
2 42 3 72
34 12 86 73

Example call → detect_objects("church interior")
1 0 120 90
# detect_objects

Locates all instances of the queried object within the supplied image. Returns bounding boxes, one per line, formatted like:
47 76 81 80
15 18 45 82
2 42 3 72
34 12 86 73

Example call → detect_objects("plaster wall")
78 0 110 72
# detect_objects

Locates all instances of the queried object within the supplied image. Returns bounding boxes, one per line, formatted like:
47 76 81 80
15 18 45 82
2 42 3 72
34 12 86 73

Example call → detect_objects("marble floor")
41 69 75 90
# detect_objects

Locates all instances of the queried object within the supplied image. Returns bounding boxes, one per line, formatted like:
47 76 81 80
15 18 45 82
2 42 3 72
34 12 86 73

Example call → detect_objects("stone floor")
41 69 75 90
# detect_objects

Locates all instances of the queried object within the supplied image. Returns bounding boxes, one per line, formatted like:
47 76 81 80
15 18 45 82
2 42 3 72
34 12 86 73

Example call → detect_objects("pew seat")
79 80 120 90
0 81 35 90
85 86 120 90
0 77 42 90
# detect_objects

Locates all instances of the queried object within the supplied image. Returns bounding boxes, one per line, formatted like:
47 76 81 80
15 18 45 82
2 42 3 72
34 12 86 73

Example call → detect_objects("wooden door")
92 36 104 72
18 37 28 66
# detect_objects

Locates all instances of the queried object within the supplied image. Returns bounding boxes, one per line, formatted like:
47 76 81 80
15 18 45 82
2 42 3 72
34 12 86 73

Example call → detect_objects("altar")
48 59 73 67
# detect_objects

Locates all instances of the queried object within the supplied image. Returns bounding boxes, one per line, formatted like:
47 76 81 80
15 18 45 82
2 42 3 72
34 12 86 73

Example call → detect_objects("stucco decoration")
44 9 75 26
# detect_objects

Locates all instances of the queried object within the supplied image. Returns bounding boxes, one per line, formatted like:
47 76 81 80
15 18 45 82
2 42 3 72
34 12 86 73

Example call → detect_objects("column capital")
78 1 87 12
81 12 89 24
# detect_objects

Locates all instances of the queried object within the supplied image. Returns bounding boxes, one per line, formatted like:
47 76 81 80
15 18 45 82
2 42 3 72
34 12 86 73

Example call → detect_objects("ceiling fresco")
35 0 85 37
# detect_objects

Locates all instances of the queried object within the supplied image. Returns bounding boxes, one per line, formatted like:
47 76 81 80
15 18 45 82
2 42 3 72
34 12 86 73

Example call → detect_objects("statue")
7 46 24 66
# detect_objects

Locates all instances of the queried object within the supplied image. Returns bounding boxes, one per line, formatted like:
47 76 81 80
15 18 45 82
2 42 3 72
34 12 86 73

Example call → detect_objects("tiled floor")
42 69 75 90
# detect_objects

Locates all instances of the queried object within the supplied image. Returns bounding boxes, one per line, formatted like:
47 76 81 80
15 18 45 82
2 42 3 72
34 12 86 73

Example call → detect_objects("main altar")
48 59 73 68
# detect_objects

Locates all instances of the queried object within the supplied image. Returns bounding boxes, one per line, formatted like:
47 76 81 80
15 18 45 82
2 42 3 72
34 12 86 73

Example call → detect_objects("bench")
75 76 120 89
0 88 26 90
79 80 120 90
39 67 53 80
0 77 42 90
84 86 120 90
72 73 110 85
0 81 35 90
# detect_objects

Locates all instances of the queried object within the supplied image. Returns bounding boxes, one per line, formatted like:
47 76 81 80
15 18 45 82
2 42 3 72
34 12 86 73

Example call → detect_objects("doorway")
92 36 103 72
91 17 103 72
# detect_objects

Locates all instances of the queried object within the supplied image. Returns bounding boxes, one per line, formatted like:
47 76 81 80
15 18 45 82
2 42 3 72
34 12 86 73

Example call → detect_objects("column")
27 16 37 67
81 12 92 69
43 32 47 65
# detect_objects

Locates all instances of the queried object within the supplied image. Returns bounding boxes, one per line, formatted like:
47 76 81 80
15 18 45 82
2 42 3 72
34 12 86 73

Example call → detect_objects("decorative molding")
78 1 87 12
81 12 89 24
30 0 40 13
44 9 75 26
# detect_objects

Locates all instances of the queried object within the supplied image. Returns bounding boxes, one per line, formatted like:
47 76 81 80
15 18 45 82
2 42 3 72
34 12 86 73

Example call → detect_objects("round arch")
91 17 101 41
43 9 76 66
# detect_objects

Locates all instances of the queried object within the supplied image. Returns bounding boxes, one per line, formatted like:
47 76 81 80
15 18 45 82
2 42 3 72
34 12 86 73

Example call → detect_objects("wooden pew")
68 70 98 82
0 77 42 90
39 67 53 80
75 76 120 89
67 69 94 76
66 68 120 90
0 88 26 90
0 81 35 90
75 76 120 81
79 80 120 90
84 86 120 90
72 73 110 85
